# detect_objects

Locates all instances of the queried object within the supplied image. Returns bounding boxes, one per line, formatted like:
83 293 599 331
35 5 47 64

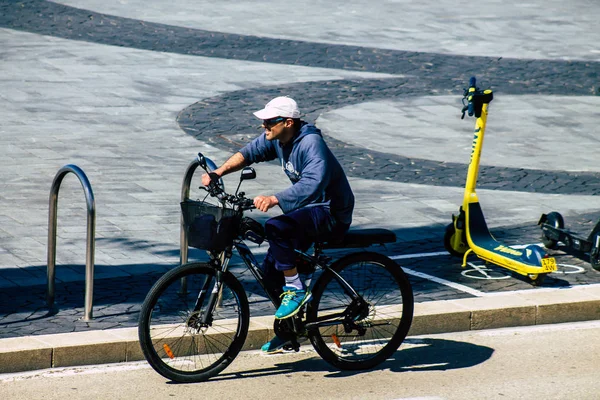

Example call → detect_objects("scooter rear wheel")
541 212 564 249
444 224 468 257
528 273 547 286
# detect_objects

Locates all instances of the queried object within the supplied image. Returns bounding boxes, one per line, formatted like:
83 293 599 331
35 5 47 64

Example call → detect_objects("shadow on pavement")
197 337 494 384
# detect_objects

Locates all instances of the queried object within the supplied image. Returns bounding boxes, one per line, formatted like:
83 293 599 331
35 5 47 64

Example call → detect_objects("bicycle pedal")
283 342 300 352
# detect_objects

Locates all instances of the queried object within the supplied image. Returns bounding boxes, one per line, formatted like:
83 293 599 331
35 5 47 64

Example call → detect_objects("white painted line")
401 267 487 297
553 263 586 274
389 251 448 260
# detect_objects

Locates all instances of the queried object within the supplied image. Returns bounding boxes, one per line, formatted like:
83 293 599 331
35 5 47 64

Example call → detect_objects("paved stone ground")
0 0 599 339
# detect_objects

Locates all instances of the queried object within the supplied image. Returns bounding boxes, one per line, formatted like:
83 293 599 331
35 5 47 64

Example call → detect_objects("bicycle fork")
189 255 232 330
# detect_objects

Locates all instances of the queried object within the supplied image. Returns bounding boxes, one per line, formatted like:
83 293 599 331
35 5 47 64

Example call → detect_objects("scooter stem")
463 102 490 208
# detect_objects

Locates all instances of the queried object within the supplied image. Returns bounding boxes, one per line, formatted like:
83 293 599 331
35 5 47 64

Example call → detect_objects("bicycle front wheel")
307 252 413 370
138 262 249 383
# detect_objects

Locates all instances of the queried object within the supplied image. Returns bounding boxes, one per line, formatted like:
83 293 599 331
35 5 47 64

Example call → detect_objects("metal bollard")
47 165 96 321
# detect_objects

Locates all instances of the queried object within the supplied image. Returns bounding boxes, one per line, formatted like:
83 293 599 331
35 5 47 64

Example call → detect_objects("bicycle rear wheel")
138 262 249 382
306 252 413 370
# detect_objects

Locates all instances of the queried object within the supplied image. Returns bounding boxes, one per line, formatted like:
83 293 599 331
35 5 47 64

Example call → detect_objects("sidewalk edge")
2 285 599 374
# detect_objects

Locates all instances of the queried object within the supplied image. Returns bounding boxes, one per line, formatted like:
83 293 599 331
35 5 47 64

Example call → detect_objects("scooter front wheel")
443 224 468 257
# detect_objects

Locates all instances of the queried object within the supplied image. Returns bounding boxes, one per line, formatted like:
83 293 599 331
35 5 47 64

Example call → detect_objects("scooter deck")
467 202 556 275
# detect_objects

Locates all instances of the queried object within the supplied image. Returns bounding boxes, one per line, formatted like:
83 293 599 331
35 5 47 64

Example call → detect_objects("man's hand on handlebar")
253 195 279 212
201 172 220 187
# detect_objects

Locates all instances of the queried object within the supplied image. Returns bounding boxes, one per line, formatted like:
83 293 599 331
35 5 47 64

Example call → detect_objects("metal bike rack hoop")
179 155 222 294
179 155 223 266
47 164 96 321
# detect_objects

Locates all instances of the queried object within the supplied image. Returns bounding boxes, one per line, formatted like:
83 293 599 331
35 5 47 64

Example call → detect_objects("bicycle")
138 153 414 383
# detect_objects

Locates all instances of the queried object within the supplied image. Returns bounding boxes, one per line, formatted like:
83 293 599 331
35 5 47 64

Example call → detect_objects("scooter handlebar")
460 76 493 119
467 77 477 117
461 76 478 119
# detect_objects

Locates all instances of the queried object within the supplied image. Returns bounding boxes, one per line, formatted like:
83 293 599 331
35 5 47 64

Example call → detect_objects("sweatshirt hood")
292 122 322 145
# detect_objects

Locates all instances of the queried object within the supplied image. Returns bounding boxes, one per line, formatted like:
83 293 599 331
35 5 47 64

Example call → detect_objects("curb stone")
2 284 599 374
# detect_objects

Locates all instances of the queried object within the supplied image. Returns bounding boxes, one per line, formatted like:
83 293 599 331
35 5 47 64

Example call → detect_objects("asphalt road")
2 321 599 400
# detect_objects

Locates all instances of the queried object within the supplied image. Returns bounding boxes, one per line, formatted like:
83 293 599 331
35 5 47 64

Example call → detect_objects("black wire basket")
181 200 240 251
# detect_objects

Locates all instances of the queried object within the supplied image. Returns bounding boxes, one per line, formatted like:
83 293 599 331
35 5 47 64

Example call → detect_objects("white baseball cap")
253 96 300 120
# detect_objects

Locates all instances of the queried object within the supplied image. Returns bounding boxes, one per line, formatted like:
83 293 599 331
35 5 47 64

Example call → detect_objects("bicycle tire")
138 262 249 382
306 252 413 370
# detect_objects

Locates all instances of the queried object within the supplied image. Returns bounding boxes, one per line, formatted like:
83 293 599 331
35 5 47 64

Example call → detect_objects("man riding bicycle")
201 96 354 353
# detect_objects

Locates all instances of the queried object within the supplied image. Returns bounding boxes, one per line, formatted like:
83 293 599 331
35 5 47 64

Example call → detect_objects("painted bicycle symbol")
461 261 585 280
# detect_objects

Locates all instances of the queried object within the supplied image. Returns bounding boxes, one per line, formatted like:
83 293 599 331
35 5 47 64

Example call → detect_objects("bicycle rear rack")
47 164 96 321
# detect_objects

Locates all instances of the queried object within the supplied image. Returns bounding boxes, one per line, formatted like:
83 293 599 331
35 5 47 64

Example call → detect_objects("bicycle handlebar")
200 162 256 211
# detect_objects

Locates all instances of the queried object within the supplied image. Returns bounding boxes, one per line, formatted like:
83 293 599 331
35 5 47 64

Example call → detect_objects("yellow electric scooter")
444 77 557 286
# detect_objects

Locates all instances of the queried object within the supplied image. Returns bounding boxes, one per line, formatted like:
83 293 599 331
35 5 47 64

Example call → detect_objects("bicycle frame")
139 152 412 383
191 237 365 331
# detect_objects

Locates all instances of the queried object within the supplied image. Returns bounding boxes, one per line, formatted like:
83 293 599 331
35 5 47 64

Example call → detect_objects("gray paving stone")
318 96 600 172
51 0 600 62
0 0 599 344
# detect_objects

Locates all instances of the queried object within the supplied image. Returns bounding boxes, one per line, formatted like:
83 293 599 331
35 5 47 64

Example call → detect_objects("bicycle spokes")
138 264 249 382
307 254 413 368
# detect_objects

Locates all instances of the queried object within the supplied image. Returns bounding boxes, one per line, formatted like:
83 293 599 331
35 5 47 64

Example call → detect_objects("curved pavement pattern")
3 0 599 193
0 0 599 344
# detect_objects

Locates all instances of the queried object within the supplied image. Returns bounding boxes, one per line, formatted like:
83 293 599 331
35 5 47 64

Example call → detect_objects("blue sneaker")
261 335 291 354
274 286 312 320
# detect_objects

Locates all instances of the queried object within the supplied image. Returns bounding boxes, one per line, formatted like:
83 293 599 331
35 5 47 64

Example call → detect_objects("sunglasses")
262 117 286 130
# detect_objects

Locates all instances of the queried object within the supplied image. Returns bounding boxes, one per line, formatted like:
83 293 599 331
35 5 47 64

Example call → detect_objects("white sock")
284 273 303 290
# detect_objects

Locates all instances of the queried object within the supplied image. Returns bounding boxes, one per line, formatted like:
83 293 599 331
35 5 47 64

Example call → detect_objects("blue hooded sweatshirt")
239 122 354 226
